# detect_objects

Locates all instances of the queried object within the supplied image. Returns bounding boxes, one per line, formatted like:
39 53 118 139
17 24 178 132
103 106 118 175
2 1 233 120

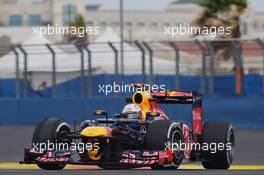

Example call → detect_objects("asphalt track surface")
0 126 263 175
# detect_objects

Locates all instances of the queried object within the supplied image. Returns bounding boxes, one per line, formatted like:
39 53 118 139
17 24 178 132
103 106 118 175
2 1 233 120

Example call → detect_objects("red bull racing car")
21 87 235 170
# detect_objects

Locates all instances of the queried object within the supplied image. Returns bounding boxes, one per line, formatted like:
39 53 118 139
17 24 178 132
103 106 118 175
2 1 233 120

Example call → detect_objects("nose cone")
81 126 112 137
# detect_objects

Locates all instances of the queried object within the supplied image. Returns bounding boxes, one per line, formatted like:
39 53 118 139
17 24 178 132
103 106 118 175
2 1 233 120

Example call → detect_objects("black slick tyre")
201 121 235 169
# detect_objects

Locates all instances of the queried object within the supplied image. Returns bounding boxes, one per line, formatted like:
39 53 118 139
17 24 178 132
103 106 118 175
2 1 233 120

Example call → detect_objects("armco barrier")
0 95 263 128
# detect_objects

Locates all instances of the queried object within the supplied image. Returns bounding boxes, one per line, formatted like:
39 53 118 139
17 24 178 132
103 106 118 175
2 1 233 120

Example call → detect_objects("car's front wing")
20 148 173 167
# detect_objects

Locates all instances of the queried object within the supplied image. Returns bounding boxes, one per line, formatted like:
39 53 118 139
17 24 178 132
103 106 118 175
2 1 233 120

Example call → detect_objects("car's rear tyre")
32 118 71 170
201 121 235 169
145 120 184 170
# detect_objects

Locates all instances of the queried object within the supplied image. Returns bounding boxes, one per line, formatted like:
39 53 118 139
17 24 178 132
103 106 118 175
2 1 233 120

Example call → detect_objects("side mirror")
94 110 109 126
146 112 160 117
94 110 107 115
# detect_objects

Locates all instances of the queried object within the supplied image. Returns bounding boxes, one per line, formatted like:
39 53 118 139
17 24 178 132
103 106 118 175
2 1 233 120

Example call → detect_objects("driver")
122 103 141 120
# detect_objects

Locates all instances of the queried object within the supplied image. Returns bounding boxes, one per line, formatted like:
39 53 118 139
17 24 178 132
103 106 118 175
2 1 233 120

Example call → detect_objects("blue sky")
87 0 264 12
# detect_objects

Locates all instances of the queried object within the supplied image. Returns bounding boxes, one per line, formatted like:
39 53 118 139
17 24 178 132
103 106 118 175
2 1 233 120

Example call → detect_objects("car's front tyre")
32 118 71 170
145 120 184 170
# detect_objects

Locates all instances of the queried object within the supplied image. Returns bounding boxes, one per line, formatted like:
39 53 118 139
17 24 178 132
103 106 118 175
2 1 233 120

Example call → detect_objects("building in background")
85 0 264 41
0 0 263 43
0 0 86 42
0 0 85 26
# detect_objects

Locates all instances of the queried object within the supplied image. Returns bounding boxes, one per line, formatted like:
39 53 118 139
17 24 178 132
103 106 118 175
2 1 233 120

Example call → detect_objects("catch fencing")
0 39 264 98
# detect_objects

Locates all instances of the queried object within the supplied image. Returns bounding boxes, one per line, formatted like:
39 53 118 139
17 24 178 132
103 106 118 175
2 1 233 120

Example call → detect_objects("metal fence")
0 39 264 98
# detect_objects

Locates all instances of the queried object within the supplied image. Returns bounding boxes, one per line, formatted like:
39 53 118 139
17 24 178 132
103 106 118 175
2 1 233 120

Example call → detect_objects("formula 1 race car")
21 87 235 170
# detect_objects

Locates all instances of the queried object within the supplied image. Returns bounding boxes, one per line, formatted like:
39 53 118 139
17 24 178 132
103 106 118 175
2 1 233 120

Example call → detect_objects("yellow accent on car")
151 112 156 116
132 91 151 121
88 150 101 161
95 111 102 115
81 126 111 137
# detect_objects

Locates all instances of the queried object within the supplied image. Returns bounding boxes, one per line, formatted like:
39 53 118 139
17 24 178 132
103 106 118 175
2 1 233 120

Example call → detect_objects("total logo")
140 126 147 134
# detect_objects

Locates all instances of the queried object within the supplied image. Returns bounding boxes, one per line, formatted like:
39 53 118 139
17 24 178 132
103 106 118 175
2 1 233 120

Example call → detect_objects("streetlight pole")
120 0 124 75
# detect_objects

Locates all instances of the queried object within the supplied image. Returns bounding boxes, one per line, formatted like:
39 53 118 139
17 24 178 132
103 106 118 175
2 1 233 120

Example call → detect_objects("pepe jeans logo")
192 110 201 120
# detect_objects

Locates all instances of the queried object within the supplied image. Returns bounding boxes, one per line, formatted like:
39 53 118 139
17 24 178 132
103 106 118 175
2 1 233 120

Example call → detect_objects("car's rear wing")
151 91 202 138
150 91 200 104
129 90 203 138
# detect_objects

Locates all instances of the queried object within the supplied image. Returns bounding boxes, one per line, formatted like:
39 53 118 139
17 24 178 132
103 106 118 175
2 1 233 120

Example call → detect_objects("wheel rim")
56 123 71 142
171 129 184 163
226 128 235 165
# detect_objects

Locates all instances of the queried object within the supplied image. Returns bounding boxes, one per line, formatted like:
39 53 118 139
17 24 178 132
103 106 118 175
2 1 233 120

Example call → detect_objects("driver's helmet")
122 103 141 119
